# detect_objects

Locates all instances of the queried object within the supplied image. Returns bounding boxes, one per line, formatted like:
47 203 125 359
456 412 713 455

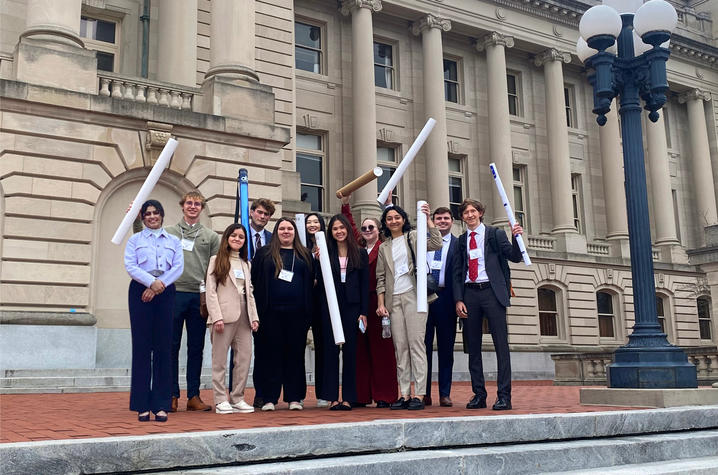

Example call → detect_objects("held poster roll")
315 231 346 345
111 138 179 245
377 118 436 204
295 214 306 247
239 169 250 256
489 162 532 266
416 201 428 313
336 167 383 198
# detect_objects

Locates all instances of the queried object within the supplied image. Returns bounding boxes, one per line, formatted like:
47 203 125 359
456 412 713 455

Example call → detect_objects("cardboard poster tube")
111 138 178 245
315 231 346 345
416 201 428 313
489 162 532 266
336 167 383 198
295 214 306 247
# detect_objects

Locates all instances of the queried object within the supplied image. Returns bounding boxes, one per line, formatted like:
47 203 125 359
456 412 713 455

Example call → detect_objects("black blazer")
452 225 521 308
250 246 314 317
318 249 369 317
442 234 459 296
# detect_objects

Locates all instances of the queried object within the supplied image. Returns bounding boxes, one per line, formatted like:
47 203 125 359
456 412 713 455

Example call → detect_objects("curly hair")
380 205 412 238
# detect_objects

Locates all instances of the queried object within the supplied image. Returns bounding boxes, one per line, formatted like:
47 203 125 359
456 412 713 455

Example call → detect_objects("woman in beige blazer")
376 203 441 411
206 223 259 414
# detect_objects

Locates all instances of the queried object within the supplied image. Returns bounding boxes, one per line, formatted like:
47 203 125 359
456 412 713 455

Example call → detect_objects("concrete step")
543 455 718 474
2 406 717 475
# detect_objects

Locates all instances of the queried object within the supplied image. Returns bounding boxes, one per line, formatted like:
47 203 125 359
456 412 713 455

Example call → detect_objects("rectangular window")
564 85 576 128
295 21 322 74
448 156 464 219
507 73 521 117
572 174 583 233
656 296 666 334
377 145 399 204
698 297 712 340
672 190 681 244
597 291 615 338
374 42 395 89
538 288 558 337
513 166 527 229
296 133 324 212
80 16 119 72
443 59 460 103
663 107 672 148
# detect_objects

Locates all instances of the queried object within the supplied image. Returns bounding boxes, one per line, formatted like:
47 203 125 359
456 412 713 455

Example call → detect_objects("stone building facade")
1 0 717 380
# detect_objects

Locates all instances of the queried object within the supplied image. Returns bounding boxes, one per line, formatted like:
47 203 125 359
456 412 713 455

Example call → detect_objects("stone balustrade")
528 236 555 251
98 73 198 110
587 243 610 256
552 346 717 386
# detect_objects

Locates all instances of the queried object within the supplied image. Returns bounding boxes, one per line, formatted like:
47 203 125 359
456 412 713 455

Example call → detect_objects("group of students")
123 189 524 422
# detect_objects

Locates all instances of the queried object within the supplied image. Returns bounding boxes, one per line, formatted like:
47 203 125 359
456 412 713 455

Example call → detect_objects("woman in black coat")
316 214 369 410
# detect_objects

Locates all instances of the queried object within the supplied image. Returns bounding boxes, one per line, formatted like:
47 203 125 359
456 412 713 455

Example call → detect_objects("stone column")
411 15 451 208
645 112 678 245
14 0 97 93
157 0 198 87
340 0 382 216
206 0 258 82
476 32 514 226
600 104 629 241
534 49 576 236
680 89 718 234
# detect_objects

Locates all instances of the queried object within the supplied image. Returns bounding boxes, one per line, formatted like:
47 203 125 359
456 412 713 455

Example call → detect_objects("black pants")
171 291 206 399
254 305 309 404
128 280 174 413
317 301 358 403
425 286 458 398
463 286 512 401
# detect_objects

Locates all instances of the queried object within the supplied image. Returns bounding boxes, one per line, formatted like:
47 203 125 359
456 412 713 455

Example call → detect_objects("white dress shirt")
465 223 489 283
426 233 452 287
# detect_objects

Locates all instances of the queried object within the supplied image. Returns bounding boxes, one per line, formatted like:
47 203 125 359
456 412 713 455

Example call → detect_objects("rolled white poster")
111 138 179 245
314 231 346 345
295 213 306 247
416 200 428 313
489 162 532 266
377 118 436 204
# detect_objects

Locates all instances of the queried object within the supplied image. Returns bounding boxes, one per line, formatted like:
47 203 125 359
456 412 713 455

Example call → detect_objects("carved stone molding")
339 0 382 16
495 7 507 21
678 88 711 103
301 113 318 129
378 127 394 143
553 25 563 38
410 14 451 36
475 31 514 52
447 140 460 154
145 121 173 165
533 48 572 67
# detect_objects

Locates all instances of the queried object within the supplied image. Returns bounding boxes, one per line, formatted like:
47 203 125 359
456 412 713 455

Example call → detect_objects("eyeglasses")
185 201 203 207
360 225 376 232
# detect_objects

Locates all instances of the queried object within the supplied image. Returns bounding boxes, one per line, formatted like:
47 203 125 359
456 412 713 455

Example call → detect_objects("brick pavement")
0 381 639 443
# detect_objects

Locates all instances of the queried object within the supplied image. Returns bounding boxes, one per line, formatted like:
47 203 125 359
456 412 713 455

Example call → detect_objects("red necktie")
469 231 478 281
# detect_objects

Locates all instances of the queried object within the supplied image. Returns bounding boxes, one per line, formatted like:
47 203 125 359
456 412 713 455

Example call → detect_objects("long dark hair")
380 205 411 238
304 212 326 250
268 217 312 278
327 214 363 270
213 224 248 285
141 199 165 225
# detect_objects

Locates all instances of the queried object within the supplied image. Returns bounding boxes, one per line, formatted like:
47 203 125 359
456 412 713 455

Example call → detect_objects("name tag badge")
395 262 409 277
341 270 347 283
430 260 442 270
234 269 245 279
278 269 294 282
469 248 481 260
181 238 195 252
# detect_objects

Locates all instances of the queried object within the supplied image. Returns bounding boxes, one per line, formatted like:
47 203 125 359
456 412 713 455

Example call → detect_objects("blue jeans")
171 291 206 399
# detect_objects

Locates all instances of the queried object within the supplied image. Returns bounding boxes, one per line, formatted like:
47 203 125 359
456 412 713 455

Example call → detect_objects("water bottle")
199 280 206 293
381 316 391 339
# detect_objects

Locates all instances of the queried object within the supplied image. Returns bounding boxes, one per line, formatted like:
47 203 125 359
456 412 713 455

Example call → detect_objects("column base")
14 37 98 94
607 237 630 259
200 75 275 122
552 231 587 254
607 346 697 389
656 243 689 264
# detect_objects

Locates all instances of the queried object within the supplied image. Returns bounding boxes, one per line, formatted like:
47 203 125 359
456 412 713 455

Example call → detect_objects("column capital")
475 32 514 52
678 88 711 104
410 14 451 36
533 48 571 67
340 0 382 16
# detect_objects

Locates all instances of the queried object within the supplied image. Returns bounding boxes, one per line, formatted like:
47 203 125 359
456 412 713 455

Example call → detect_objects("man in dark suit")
424 207 458 407
452 198 523 411
248 198 275 259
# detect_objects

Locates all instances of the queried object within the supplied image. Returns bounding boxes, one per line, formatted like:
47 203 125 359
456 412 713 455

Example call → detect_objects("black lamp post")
578 0 696 388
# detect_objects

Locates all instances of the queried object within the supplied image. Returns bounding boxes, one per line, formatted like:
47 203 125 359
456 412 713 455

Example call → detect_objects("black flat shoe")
492 398 512 411
407 397 425 410
338 401 352 411
138 412 150 422
390 397 409 410
376 400 390 408
154 411 168 422
466 395 487 409
329 401 341 411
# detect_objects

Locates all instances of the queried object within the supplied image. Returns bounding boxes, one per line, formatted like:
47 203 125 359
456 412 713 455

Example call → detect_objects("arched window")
538 287 558 337
596 291 616 338
698 297 712 340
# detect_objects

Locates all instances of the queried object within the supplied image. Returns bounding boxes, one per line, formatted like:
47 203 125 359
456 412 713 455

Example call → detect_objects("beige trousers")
210 300 252 405
390 289 428 398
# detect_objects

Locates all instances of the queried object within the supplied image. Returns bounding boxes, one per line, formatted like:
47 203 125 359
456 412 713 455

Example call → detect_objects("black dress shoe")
253 397 264 409
154 411 168 422
138 411 150 422
492 398 512 411
376 400 390 408
390 397 409 410
466 395 487 409
407 397 425 410
350 402 367 408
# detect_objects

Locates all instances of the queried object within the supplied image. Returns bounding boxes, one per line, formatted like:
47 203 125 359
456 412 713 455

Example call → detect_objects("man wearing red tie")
452 199 523 411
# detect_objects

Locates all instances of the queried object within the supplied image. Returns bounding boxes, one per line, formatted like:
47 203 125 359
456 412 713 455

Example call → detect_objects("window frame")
377 143 400 205
296 131 326 212
506 71 522 117
373 40 396 90
571 173 584 234
564 84 577 128
443 57 462 104
596 289 621 341
512 165 527 231
656 293 673 343
80 14 120 72
294 19 324 75
697 296 713 341
448 154 465 219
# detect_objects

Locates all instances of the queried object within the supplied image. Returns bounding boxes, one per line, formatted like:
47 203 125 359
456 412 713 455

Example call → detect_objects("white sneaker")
316 399 330 408
261 402 275 411
289 401 303 411
215 401 234 414
231 400 255 413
